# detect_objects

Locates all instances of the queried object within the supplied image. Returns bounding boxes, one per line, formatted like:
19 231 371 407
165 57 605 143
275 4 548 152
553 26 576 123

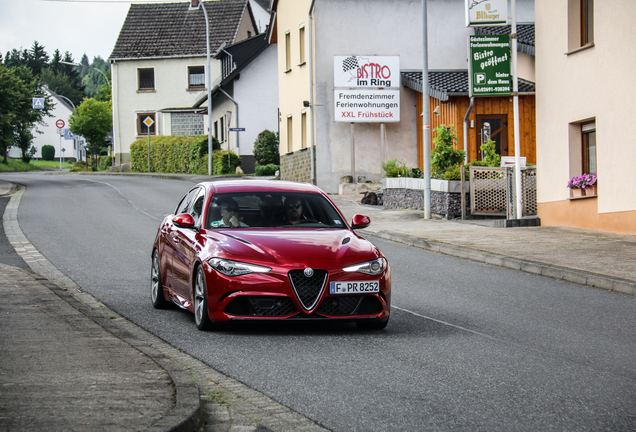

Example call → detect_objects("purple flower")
567 173 597 189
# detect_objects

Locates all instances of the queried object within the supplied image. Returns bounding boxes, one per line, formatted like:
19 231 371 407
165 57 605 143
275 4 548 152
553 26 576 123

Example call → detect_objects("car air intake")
289 269 328 311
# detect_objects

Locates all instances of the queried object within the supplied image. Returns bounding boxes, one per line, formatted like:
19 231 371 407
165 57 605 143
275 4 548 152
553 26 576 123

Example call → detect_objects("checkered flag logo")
342 56 359 72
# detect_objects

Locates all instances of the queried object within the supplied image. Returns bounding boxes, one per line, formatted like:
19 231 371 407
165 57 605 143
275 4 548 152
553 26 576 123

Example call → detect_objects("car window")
190 189 206 227
205 192 346 229
175 188 199 215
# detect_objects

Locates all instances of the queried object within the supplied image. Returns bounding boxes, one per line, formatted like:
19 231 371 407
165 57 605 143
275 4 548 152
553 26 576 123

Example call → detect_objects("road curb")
34 274 204 432
367 230 636 296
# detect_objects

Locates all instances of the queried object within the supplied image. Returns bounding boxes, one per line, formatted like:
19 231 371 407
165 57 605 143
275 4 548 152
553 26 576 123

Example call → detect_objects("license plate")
329 280 380 295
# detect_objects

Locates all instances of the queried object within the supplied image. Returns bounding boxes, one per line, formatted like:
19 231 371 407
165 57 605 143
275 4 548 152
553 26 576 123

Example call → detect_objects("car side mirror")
173 213 195 228
351 214 370 229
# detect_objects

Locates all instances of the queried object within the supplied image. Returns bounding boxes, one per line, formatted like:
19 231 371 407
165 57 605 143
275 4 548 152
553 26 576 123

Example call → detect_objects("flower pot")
583 185 598 196
570 188 583 198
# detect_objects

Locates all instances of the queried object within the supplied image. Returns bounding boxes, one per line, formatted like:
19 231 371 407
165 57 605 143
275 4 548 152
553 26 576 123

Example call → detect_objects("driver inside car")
283 197 304 225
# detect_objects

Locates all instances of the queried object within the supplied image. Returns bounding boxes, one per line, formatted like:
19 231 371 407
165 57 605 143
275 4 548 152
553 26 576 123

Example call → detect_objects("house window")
568 0 594 52
188 66 205 89
220 116 224 142
287 115 293 153
138 68 155 90
137 113 156 135
285 31 291 72
581 0 594 46
299 24 306 65
214 121 218 140
301 110 307 149
582 121 596 174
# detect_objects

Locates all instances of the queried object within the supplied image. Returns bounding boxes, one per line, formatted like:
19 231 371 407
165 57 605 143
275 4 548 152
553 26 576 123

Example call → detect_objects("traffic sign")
33 98 44 109
63 129 75 140
143 117 154 127
56 119 65 129
228 128 245 132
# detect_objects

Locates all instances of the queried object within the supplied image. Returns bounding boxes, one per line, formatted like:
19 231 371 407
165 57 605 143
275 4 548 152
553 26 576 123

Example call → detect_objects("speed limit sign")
56 119 65 129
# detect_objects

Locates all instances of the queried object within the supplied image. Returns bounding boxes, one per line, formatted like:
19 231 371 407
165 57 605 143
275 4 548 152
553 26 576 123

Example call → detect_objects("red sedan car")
151 180 390 330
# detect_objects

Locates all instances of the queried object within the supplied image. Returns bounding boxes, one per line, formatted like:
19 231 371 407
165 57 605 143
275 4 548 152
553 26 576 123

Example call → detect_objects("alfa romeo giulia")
151 180 390 330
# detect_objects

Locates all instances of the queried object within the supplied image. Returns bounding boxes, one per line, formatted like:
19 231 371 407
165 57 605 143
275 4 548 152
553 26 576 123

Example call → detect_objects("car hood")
207 229 376 262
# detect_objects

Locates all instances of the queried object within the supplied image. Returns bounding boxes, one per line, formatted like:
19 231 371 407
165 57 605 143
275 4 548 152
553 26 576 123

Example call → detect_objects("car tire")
151 250 170 309
356 317 389 330
193 266 214 331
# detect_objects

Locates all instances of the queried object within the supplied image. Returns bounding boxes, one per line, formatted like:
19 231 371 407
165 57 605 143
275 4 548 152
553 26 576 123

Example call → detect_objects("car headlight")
343 257 387 275
208 258 271 277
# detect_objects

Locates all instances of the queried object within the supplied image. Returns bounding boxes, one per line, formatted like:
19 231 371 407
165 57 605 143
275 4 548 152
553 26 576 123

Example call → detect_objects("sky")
0 0 186 63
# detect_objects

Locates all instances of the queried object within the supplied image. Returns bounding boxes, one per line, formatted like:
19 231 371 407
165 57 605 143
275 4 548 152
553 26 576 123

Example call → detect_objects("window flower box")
568 174 597 198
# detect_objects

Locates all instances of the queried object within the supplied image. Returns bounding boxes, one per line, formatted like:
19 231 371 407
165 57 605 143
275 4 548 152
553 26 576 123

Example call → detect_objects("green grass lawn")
0 158 74 172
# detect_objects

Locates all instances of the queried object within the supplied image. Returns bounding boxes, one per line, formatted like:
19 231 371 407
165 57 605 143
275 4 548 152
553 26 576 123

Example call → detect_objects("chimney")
191 0 200 8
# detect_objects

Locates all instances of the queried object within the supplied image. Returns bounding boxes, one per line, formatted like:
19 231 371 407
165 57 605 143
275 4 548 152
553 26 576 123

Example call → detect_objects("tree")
0 65 52 163
28 41 49 76
253 130 280 166
68 98 112 167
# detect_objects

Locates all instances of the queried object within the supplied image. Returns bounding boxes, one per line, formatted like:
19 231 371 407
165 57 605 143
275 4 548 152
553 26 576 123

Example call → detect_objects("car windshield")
205 192 347 229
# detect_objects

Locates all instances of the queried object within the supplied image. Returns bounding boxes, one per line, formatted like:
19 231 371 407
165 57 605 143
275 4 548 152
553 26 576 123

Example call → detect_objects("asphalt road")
4 171 636 431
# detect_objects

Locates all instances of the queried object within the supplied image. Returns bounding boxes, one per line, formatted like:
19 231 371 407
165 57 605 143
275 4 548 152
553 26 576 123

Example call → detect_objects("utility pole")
422 0 431 219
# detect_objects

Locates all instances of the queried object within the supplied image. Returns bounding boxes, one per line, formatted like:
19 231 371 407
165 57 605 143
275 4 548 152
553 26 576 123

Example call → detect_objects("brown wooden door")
477 115 508 160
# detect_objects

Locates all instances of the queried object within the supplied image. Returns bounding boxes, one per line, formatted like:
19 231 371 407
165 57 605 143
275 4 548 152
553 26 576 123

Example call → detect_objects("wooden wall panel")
415 91 536 169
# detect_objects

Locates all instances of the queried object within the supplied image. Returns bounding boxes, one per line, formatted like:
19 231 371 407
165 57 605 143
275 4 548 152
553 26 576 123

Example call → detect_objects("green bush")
255 164 279 176
441 165 462 180
480 139 501 167
97 156 112 171
130 135 209 174
431 125 465 179
382 159 409 178
212 150 241 175
253 130 280 166
41 145 55 161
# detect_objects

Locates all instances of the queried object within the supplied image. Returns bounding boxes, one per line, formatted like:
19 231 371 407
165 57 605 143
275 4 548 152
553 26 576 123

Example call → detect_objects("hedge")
41 145 55 161
130 135 209 174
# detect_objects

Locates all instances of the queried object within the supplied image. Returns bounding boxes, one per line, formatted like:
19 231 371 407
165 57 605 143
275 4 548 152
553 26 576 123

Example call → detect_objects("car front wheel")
151 250 170 309
193 266 214 331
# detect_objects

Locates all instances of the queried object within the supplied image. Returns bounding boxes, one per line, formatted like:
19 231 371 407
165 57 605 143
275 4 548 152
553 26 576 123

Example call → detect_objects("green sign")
469 35 511 97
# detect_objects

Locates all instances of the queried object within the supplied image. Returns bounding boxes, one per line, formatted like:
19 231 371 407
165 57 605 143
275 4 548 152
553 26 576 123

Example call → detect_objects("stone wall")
383 188 469 219
280 149 312 183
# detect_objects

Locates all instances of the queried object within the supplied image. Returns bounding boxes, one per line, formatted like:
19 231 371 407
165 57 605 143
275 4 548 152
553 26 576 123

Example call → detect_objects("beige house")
109 0 259 165
270 0 534 194
535 0 636 234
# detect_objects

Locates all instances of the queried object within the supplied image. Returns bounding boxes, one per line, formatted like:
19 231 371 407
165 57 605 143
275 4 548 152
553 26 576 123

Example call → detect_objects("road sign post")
143 116 154 173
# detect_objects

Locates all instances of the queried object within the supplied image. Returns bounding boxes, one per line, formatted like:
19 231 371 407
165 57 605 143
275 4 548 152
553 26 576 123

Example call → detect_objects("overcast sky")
0 0 184 63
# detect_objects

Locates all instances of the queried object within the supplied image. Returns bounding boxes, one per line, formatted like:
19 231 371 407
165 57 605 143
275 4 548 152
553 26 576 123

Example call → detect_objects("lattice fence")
470 166 537 217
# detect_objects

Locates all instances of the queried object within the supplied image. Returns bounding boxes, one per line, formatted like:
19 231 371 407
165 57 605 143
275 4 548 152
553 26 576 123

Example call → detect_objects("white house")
108 0 259 165
9 86 85 162
195 33 279 172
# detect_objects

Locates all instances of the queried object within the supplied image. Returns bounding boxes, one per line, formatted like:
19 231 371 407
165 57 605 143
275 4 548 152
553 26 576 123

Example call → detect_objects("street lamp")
190 0 213 176
60 60 113 166
59 60 110 87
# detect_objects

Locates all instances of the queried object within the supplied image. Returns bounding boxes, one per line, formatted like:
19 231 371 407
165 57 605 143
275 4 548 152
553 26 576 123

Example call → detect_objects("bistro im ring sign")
334 55 400 123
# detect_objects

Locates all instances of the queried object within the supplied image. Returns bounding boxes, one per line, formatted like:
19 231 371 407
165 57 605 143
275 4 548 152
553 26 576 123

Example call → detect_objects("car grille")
224 297 297 317
289 269 328 311
316 295 383 316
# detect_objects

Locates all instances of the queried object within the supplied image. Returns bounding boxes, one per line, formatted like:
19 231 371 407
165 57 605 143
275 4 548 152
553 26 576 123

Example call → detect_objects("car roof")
199 179 325 195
